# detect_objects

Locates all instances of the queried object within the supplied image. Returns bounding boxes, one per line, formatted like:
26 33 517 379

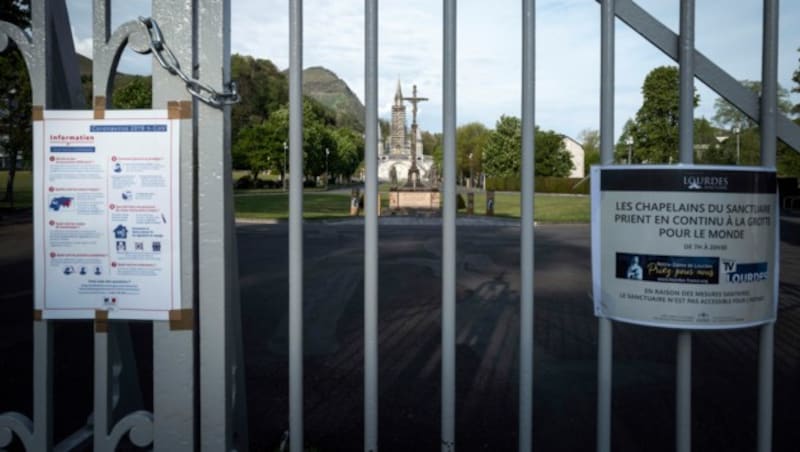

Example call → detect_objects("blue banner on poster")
616 252 719 284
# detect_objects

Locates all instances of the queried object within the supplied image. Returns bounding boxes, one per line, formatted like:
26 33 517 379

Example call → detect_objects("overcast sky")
67 0 800 142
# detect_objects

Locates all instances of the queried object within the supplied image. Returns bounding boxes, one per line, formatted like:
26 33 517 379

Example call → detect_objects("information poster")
591 165 778 329
33 110 180 320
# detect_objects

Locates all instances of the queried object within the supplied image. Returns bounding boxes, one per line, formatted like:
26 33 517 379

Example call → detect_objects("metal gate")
1 0 799 451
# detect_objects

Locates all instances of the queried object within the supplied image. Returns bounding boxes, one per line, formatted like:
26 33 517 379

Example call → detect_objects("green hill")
302 66 365 132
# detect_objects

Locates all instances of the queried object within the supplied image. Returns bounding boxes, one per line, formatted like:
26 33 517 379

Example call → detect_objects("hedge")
485 176 590 194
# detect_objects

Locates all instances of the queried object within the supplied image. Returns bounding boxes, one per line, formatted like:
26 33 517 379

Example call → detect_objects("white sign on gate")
33 110 181 320
591 165 778 329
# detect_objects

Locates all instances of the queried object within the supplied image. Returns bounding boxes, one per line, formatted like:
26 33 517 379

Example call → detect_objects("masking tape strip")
93 96 106 119
95 310 109 333
32 106 43 121
33 309 43 321
169 309 194 331
167 100 192 120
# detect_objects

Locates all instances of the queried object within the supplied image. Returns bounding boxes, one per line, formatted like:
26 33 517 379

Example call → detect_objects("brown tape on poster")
169 309 193 331
95 310 109 333
167 101 192 120
32 106 44 121
33 309 43 321
93 97 106 119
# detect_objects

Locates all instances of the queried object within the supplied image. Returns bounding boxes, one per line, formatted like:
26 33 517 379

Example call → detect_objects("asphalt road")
1 216 799 451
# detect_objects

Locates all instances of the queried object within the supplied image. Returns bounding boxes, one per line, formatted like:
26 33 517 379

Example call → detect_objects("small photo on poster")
616 252 719 284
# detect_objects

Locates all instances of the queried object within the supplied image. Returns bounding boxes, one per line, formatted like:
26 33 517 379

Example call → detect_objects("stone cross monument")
403 84 428 188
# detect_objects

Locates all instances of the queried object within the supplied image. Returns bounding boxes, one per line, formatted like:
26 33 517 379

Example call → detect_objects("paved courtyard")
1 216 799 451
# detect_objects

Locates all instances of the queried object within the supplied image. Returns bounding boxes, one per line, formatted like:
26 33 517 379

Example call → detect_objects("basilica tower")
390 80 407 154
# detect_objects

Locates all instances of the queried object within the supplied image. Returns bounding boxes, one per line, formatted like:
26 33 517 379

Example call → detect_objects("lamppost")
325 147 330 189
283 141 288 191
733 125 741 165
468 152 473 188
625 136 634 164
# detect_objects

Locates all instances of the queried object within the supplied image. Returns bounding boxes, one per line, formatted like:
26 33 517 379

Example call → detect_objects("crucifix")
403 84 428 188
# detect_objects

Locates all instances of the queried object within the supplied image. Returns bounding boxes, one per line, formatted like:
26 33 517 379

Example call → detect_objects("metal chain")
138 17 240 108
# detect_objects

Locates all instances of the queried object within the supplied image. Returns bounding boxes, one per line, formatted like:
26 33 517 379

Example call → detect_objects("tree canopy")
1 0 32 206
627 66 698 164
712 80 791 129
483 115 573 178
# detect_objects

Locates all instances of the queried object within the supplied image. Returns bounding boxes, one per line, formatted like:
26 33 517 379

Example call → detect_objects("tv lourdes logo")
722 260 769 283
683 175 729 191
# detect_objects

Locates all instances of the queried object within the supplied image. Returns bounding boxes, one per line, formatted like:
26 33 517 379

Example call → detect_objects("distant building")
377 81 434 184
561 136 585 179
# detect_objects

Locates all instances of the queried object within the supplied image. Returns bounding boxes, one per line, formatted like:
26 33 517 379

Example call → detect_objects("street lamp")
625 136 634 164
468 152 473 188
283 141 288 191
325 147 330 189
733 125 741 165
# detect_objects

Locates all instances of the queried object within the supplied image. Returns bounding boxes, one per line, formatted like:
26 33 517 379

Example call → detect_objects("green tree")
537 129 573 177
1 0 32 208
778 120 800 177
693 117 730 164
630 66 698 163
483 115 573 179
614 119 636 163
231 54 288 140
232 122 273 181
483 115 521 177
421 130 441 155
578 128 600 173
712 80 792 129
112 77 152 109
456 122 489 185
331 127 364 182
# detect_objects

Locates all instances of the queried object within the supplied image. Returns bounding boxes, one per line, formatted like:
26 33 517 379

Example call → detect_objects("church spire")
394 80 404 105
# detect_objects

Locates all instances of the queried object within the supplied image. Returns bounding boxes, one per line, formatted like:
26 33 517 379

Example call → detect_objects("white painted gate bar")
519 0 536 450
364 1 380 451
676 1 695 451
758 2 779 452
596 1 615 452
289 0 305 450
441 1 457 450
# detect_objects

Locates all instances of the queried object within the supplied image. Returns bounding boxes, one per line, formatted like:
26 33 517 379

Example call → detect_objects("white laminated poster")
591 165 779 330
33 110 181 320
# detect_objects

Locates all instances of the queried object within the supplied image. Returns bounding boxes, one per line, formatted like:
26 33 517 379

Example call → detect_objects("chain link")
138 17 240 108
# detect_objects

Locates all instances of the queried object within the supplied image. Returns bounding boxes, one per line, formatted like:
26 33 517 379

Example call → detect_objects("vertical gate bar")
596 320 612 452
757 1 778 451
93 327 111 451
519 1 535 451
441 0 457 450
289 0 304 450
197 0 235 449
597 1 615 452
151 1 195 450
364 1 379 451
757 324 774 452
678 0 695 163
760 0 778 167
677 2 695 451
32 1 53 449
32 321 53 451
91 2 112 445
675 332 692 452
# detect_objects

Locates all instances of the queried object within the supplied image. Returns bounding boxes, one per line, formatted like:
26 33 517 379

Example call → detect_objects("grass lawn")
235 189 590 223
0 170 33 210
474 191 590 223
2 169 590 223
235 192 357 220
